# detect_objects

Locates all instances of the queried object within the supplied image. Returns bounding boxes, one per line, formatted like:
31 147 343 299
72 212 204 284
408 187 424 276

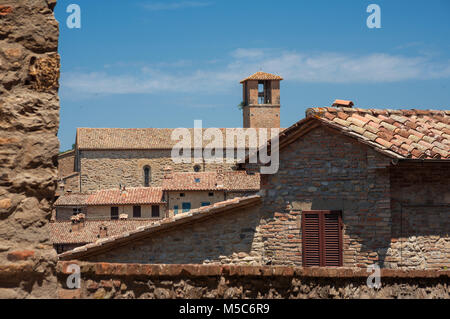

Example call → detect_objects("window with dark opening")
173 205 179 215
143 166 150 187
151 205 160 218
182 202 191 213
110 207 119 220
180 193 185 197
133 205 141 218
208 192 214 197
194 165 201 172
302 210 343 267
201 202 210 207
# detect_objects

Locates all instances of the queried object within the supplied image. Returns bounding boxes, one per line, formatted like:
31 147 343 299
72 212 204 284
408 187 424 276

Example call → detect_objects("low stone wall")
56 262 450 299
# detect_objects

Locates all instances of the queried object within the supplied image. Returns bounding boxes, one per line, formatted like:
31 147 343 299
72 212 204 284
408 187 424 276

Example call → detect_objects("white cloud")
61 49 450 97
142 1 212 11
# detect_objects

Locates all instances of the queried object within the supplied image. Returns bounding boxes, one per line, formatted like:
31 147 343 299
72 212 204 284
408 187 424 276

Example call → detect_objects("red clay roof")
76 127 280 150
305 107 450 159
50 220 155 244
240 71 283 83
54 187 165 207
162 171 260 191
87 187 164 205
58 195 261 259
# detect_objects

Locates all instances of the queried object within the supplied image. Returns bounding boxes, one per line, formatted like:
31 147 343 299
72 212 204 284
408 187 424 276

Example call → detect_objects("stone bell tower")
240 71 283 128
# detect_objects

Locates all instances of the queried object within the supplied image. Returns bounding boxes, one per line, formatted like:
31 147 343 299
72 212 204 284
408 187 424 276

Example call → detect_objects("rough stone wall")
56 262 450 299
389 163 450 269
79 150 237 192
260 126 393 267
84 204 266 265
57 150 75 178
0 0 59 298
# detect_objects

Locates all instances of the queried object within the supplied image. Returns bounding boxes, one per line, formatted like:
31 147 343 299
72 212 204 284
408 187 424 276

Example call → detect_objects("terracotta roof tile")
305 107 450 159
239 71 283 83
50 220 155 244
54 193 90 206
76 128 281 150
162 171 260 191
87 187 164 205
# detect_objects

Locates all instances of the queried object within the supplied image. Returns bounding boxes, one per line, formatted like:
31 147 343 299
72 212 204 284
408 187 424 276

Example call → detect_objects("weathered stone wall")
0 0 59 298
56 262 450 299
243 105 280 129
389 163 450 269
57 150 75 178
79 150 237 192
260 126 393 267
84 204 266 264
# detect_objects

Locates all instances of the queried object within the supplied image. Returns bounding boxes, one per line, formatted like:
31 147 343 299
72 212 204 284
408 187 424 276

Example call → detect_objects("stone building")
56 72 449 270
58 106 450 270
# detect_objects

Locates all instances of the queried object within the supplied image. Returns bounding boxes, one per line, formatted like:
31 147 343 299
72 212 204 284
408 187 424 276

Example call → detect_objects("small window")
193 165 201 172
201 202 210 207
72 208 81 215
111 207 119 220
151 205 160 218
182 202 191 213
180 193 185 197
208 192 214 197
194 178 200 183
133 206 141 218
173 205 179 215
143 166 151 187
302 210 343 267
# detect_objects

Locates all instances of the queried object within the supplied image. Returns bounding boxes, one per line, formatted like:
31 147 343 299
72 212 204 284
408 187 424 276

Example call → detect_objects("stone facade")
166 190 225 217
0 0 59 298
56 262 450 299
85 204 265 264
78 149 237 192
243 105 281 129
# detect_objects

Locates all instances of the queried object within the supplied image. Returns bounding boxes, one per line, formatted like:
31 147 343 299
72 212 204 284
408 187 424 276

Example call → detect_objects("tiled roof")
50 220 155 244
305 107 450 159
54 187 164 207
332 99 354 107
76 127 280 150
162 171 260 191
54 193 89 206
87 187 164 205
240 71 283 83
58 195 262 259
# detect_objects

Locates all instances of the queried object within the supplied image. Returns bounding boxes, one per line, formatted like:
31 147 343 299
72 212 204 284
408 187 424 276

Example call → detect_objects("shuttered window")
110 207 119 220
302 210 343 267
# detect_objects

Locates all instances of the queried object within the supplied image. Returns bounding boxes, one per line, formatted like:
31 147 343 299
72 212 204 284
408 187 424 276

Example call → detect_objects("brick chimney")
216 169 224 188
70 213 85 232
99 225 108 238
332 99 354 108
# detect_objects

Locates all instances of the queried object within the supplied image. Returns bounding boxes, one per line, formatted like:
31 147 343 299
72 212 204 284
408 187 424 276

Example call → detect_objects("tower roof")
240 71 283 83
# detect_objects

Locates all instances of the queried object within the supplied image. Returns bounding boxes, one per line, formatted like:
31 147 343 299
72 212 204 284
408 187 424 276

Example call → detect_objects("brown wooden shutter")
302 210 343 267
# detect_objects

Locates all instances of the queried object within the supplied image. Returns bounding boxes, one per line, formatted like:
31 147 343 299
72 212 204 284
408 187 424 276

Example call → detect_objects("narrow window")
151 205 160 218
133 205 141 218
302 210 343 267
201 202 210 207
110 207 119 220
173 205 179 215
143 166 150 187
180 193 185 197
208 192 214 197
182 202 191 213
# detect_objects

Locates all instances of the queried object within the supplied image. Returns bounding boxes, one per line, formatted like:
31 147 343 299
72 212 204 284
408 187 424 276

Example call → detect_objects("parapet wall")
57 262 450 299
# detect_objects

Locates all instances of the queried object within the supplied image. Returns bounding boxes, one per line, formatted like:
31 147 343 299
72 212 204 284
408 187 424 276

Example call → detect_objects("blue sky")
55 0 450 151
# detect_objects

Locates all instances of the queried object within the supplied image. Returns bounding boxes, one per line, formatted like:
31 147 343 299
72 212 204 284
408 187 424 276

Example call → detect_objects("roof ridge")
307 107 449 116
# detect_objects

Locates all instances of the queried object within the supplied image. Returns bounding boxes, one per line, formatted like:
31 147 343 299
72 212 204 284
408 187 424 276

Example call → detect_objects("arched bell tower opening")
240 71 283 128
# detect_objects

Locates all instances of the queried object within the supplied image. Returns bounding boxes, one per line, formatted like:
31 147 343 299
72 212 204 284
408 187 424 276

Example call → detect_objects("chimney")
332 99 354 108
77 213 85 227
119 213 128 220
70 215 79 232
216 169 224 188
99 225 108 238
